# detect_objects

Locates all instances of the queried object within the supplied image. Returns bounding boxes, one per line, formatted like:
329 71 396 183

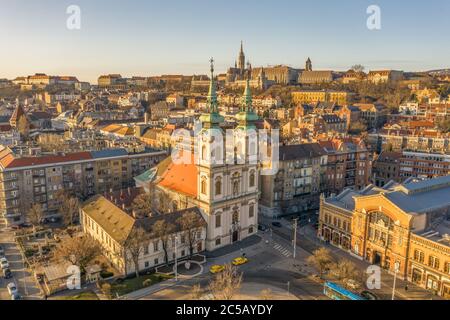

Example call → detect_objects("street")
135 214 443 301
0 222 42 300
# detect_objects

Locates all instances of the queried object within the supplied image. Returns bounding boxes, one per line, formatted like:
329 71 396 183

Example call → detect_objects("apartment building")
319 137 371 195
373 151 450 186
367 70 404 84
352 103 388 129
318 176 450 298
0 146 166 226
368 129 450 154
260 143 327 218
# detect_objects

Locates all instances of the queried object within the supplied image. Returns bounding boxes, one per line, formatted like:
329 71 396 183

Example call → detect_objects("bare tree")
151 220 176 266
54 235 101 272
131 193 153 217
28 203 44 232
307 248 335 279
123 227 149 278
190 284 203 300
176 211 205 258
259 288 273 300
209 264 242 300
329 259 362 289
351 64 365 73
57 190 80 227
17 116 29 139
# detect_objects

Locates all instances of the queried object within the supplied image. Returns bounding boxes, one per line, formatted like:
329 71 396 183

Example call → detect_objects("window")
202 145 207 160
429 256 440 269
215 178 222 196
144 261 150 268
249 204 255 218
445 262 450 275
154 258 159 265
414 250 425 263
153 241 159 252
215 215 221 228
215 238 221 246
144 244 149 255
249 227 254 234
249 171 256 187
201 177 207 195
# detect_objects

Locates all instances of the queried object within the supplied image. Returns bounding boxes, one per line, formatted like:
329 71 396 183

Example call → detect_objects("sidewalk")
296 223 444 300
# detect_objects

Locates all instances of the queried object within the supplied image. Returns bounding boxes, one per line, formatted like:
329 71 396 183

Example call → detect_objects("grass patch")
55 291 99 300
111 273 173 297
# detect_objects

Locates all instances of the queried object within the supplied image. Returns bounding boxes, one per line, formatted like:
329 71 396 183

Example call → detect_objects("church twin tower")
197 57 259 250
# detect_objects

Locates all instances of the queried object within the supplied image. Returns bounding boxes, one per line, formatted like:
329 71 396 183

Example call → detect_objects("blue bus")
324 282 366 300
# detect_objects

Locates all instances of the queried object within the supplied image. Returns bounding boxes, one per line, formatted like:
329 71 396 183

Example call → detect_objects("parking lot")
0 222 43 300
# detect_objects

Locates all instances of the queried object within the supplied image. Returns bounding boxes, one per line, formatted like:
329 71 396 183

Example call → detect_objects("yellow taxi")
232 257 249 266
209 265 225 274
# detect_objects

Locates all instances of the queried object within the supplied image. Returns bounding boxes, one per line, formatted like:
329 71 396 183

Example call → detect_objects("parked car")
0 257 9 269
209 265 225 274
258 224 268 231
11 292 22 300
232 257 249 266
49 217 61 223
0 245 4 257
2 268 12 279
19 222 32 229
7 282 18 296
271 222 282 228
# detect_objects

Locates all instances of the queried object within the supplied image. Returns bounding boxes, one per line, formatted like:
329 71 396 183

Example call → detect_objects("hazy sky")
0 0 449 82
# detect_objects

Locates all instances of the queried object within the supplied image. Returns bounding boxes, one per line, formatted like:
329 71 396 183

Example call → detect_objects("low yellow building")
319 176 450 298
292 90 350 106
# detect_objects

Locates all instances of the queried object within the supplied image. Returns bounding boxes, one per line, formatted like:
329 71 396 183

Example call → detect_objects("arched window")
232 172 240 195
202 145 207 161
215 178 222 196
232 211 239 224
249 170 256 187
201 177 207 195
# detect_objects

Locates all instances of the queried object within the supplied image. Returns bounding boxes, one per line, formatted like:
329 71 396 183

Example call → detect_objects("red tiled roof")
0 152 93 169
158 153 198 197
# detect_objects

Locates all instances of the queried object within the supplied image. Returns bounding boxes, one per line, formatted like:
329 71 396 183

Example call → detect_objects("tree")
131 193 153 217
54 235 101 273
307 248 335 279
17 116 29 139
348 120 368 135
190 284 203 300
122 227 149 278
151 220 176 266
209 264 242 300
56 190 80 227
351 64 365 73
176 211 205 258
259 288 273 300
329 259 362 289
28 203 44 232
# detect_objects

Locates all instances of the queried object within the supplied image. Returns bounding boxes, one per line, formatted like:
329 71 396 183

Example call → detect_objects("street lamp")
392 261 400 300
292 218 298 260
174 235 178 282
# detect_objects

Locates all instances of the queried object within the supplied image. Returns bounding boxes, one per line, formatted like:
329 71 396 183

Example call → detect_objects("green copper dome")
200 58 224 127
236 76 258 129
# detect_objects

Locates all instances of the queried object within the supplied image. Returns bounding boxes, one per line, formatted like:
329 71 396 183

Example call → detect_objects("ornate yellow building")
319 176 450 298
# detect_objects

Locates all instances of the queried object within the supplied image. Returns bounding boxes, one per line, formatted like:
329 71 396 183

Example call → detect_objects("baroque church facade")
146 60 260 251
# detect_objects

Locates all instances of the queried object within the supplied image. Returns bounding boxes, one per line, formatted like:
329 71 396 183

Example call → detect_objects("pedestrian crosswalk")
273 242 292 258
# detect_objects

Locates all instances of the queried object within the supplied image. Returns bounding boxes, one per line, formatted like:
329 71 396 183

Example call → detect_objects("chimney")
132 210 138 219
128 187 131 195
122 203 126 211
